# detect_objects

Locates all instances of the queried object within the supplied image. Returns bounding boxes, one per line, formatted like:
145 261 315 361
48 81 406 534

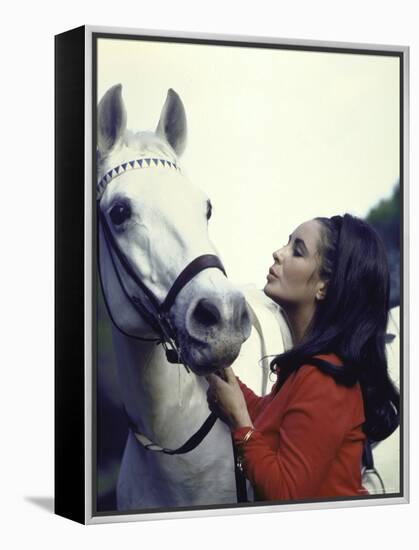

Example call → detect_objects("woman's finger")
205 373 217 387
206 372 226 389
223 366 235 383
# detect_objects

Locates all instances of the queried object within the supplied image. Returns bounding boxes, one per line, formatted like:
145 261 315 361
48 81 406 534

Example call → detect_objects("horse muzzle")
177 290 252 375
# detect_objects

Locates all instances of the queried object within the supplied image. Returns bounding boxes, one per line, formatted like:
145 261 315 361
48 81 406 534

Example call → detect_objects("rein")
125 406 218 456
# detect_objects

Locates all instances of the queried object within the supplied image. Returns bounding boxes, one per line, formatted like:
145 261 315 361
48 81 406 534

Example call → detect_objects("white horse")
97 84 291 510
97 84 400 510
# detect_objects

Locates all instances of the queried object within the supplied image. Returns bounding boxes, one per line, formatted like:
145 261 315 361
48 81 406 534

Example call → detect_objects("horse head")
97 84 252 375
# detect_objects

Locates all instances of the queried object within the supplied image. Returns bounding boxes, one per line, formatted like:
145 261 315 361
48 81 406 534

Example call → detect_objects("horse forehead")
106 169 205 209
98 132 176 178
124 131 175 156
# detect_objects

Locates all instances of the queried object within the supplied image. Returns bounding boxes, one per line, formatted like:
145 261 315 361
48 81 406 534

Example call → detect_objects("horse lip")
180 335 241 372
188 361 234 377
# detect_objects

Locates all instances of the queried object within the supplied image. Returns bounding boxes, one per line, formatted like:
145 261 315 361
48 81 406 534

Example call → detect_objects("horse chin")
179 338 242 376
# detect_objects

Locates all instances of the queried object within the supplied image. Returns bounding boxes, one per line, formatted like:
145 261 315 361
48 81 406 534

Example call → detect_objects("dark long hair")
270 214 399 443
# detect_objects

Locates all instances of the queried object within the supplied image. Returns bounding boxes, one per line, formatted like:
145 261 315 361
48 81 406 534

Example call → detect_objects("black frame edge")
54 25 86 525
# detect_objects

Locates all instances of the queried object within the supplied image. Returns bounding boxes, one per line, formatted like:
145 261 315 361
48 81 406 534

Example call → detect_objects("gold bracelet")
241 428 255 445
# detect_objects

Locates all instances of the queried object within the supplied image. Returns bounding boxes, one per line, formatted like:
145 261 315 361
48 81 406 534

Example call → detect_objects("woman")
206 214 399 501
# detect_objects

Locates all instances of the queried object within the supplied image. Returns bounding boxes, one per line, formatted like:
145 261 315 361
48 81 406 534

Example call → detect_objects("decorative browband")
97 157 181 200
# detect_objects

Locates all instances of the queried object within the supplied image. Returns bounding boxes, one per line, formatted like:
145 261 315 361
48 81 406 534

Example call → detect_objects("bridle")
97 157 227 369
97 157 236 476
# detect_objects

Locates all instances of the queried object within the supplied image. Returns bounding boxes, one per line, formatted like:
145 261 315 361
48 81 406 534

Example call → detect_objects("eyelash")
283 237 303 257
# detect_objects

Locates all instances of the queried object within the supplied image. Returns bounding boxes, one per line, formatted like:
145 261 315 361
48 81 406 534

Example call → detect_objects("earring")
316 290 326 301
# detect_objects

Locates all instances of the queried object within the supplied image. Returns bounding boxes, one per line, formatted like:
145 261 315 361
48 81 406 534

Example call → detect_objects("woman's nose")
273 249 283 263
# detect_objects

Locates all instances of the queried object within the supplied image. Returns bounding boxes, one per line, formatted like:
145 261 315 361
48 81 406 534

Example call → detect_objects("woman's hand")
206 367 254 430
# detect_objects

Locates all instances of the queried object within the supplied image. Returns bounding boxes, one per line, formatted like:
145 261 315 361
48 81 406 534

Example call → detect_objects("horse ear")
156 89 187 156
97 84 127 157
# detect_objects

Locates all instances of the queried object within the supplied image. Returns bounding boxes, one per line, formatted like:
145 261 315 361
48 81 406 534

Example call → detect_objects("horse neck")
111 327 209 448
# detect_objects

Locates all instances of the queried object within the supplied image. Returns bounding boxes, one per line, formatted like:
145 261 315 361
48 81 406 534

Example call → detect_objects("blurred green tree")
366 182 400 308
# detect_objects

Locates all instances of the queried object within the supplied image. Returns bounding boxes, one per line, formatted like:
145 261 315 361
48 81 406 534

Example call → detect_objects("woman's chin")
263 282 277 299
263 286 285 308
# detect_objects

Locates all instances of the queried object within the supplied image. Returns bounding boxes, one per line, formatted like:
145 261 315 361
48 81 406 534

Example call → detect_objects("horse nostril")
241 307 251 329
240 304 252 339
193 299 221 328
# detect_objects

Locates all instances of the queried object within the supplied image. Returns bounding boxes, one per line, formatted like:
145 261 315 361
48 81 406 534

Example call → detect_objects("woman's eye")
293 248 302 257
109 201 131 226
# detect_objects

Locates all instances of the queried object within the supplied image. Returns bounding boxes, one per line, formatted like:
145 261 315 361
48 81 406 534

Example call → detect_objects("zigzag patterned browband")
97 157 181 200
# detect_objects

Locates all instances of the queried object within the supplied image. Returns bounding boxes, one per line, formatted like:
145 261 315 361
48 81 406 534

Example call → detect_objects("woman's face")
264 219 326 310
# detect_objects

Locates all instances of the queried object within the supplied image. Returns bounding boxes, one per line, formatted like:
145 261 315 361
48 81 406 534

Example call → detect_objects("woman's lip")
267 268 279 279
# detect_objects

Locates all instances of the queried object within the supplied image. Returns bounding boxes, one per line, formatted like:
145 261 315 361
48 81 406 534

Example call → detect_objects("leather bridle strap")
99 209 161 313
130 411 218 455
99 215 163 336
99 209 226 339
99 208 229 374
161 254 226 313
97 161 233 471
233 440 248 502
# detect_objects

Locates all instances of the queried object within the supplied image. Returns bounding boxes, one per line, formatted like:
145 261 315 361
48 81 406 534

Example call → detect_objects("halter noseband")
97 157 227 370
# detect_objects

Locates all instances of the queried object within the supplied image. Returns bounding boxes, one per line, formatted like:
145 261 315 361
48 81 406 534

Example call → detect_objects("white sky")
97 37 399 288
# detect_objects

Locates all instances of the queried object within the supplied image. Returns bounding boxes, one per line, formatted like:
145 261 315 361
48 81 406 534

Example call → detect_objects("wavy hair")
270 214 399 443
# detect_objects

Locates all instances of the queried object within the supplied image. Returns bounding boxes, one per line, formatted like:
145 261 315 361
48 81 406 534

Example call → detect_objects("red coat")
232 354 368 501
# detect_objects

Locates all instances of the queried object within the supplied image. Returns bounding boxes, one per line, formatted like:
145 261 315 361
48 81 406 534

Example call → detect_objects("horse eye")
109 201 131 226
206 200 212 220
